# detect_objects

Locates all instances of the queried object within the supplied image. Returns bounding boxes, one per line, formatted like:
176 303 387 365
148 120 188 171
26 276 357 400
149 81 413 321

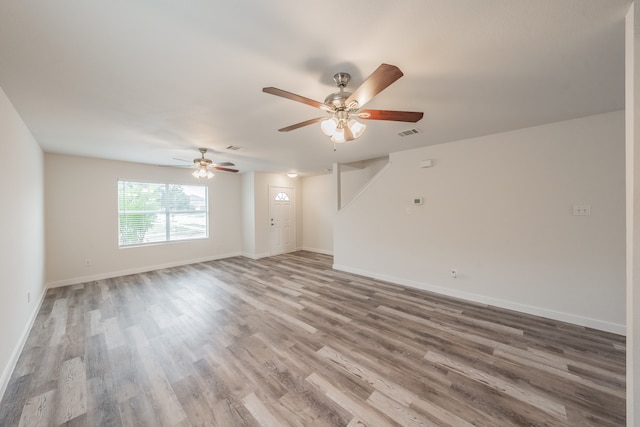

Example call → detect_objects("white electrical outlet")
85 258 92 267
573 205 591 216
450 269 457 278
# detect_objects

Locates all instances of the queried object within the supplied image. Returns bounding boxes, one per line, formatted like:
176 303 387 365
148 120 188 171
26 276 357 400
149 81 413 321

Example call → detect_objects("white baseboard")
243 248 332 259
241 251 270 260
300 247 334 256
333 264 626 336
46 252 243 288
0 287 47 401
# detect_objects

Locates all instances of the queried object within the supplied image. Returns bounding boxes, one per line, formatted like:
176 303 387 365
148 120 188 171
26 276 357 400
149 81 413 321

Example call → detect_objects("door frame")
268 185 296 256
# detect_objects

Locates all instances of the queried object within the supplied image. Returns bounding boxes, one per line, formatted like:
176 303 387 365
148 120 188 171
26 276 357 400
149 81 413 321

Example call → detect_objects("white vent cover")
226 145 242 151
398 128 422 137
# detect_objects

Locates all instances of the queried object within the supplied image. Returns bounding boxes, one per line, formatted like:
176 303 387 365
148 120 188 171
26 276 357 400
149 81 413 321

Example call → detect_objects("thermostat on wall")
412 197 423 205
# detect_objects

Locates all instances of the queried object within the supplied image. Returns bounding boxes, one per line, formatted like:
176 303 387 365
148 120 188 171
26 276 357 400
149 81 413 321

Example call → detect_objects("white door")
269 186 295 255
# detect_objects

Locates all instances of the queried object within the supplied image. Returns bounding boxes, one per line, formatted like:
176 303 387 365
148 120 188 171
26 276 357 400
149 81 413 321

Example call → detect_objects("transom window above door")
275 192 290 201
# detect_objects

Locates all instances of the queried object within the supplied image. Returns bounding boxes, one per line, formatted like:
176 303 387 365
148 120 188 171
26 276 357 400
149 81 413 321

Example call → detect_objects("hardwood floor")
0 251 626 426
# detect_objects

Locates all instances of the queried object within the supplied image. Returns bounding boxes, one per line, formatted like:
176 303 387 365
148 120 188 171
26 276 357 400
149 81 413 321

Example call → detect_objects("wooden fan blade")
213 166 239 173
263 87 333 111
213 162 235 167
345 64 404 109
278 117 326 132
358 109 424 122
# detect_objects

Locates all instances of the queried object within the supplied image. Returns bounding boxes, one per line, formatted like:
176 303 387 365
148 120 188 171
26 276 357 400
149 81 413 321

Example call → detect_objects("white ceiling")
0 0 631 176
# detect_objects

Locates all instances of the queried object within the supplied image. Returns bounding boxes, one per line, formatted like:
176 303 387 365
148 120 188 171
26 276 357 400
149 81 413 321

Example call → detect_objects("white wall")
334 111 626 333
45 154 243 286
0 88 45 397
302 174 334 254
241 172 256 257
626 2 640 423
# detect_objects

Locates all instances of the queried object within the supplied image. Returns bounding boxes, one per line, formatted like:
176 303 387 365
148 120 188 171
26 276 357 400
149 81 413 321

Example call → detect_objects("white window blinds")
118 180 208 247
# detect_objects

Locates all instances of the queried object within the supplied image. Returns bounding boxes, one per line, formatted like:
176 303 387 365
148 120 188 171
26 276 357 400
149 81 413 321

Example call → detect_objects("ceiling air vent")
226 145 241 151
398 128 422 137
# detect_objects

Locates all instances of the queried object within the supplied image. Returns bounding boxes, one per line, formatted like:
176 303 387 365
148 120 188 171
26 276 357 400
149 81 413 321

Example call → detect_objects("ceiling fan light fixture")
348 119 366 139
321 118 337 136
192 163 214 179
330 128 346 144
325 118 365 143
190 147 240 178
264 64 422 149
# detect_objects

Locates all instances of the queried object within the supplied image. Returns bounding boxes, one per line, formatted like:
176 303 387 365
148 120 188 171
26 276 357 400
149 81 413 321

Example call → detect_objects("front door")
269 186 295 255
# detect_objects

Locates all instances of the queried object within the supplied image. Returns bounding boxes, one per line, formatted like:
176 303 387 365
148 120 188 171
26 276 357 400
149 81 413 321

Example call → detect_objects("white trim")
301 246 334 256
46 252 242 288
333 263 626 335
241 251 271 260
0 287 47 401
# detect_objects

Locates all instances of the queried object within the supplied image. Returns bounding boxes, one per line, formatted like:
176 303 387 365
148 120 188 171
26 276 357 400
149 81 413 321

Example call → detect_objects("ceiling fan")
191 148 238 179
263 64 423 148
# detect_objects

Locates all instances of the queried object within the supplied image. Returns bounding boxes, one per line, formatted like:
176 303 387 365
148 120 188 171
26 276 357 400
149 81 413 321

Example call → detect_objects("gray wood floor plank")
86 374 122 427
54 356 87 425
17 389 55 427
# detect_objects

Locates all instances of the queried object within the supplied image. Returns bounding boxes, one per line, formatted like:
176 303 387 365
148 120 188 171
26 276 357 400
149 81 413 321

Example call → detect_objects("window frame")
117 179 209 248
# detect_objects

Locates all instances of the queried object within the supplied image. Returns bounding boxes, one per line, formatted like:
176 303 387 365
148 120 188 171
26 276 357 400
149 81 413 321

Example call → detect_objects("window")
275 192 290 201
118 180 208 247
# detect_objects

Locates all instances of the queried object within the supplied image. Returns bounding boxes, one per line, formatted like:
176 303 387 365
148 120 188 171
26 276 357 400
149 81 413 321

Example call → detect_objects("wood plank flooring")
0 251 626 426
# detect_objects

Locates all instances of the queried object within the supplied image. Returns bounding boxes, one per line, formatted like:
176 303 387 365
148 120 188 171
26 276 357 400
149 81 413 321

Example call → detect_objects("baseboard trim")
241 252 270 260
332 264 626 335
300 247 334 256
46 252 243 288
0 287 47 402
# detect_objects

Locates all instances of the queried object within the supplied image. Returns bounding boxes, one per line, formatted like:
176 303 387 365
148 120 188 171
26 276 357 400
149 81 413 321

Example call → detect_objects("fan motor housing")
324 72 353 109
324 91 352 109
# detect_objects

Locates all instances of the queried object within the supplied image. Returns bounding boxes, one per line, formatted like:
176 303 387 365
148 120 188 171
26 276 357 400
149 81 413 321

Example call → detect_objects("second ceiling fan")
263 64 423 148
191 148 238 179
